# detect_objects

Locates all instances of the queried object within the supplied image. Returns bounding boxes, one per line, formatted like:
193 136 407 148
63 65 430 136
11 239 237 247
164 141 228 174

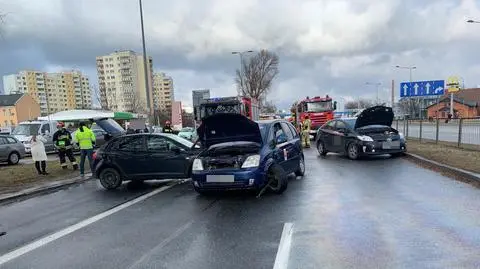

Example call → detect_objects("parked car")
93 132 201 190
315 106 406 160
0 135 26 165
177 127 197 141
191 113 304 195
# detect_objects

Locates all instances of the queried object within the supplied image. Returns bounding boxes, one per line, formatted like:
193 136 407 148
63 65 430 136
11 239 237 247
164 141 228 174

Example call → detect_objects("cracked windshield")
1 0 480 268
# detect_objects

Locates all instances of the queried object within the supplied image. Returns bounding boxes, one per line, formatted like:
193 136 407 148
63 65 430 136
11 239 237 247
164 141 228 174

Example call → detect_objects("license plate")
206 175 234 183
382 141 400 149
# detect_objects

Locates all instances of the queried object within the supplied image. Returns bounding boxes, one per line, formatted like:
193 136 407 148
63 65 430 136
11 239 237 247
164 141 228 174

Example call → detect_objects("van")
11 120 58 153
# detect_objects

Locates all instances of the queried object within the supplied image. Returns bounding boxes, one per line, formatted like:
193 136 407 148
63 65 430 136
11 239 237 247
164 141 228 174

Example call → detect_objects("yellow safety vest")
75 127 96 150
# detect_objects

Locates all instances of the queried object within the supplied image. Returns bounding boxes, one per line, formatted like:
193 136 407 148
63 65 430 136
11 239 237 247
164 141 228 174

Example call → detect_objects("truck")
292 95 337 139
196 96 260 122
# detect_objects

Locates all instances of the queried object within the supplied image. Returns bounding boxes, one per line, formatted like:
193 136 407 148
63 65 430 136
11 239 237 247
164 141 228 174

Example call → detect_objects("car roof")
256 119 290 125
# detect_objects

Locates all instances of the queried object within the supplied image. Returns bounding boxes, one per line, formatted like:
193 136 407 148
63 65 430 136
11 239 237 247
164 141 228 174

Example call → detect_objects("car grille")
369 133 400 142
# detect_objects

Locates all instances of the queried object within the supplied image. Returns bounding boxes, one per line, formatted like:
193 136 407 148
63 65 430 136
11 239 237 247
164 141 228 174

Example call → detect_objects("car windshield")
180 127 193 132
11 124 41 135
258 123 269 140
343 119 357 129
161 133 197 148
306 101 332 112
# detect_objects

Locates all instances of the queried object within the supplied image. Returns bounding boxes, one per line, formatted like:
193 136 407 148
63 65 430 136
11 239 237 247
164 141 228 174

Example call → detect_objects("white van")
11 121 58 153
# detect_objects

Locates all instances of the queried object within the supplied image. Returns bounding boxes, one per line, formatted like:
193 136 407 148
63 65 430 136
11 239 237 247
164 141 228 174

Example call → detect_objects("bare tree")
129 92 147 114
151 109 171 126
235 50 279 101
344 99 377 109
92 85 109 110
261 100 277 114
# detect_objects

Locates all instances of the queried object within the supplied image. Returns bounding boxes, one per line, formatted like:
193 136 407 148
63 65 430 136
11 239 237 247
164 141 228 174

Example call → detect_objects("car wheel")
99 168 122 190
267 164 288 194
8 152 20 165
347 143 359 160
317 141 327 156
295 155 305 177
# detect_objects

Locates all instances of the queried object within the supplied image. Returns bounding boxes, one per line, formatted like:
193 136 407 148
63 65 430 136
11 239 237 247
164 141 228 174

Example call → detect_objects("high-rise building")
2 70 91 115
96 50 153 113
171 101 183 129
152 72 173 111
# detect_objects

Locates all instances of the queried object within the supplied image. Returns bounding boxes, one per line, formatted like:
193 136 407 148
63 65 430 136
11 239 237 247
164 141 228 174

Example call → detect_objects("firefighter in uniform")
53 122 78 170
162 121 174 133
301 115 312 148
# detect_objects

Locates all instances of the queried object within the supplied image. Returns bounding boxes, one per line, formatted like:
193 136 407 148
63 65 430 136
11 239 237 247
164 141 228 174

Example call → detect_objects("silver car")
0 135 26 165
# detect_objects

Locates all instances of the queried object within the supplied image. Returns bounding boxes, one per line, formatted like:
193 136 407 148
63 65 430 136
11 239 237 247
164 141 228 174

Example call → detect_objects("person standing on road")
30 134 49 175
75 122 96 177
301 115 312 148
53 122 78 170
162 121 173 133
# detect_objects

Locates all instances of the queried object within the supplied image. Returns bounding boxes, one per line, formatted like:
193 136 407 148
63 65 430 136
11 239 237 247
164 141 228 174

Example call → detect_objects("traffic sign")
400 80 445 97
446 76 461 93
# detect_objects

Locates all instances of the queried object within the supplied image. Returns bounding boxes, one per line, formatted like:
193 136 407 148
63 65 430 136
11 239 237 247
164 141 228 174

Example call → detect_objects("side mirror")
338 128 348 134
269 140 276 149
333 101 337 110
170 145 183 154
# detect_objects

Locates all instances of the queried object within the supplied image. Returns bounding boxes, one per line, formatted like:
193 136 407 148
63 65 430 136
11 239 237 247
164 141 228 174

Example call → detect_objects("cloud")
1 0 480 110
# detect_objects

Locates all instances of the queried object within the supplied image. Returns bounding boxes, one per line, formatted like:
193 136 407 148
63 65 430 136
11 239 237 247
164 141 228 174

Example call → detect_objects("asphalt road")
0 149 479 269
395 121 480 145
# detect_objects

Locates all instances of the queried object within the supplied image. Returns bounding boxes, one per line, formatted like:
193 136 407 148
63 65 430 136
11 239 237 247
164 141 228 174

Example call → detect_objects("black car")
315 106 406 160
93 132 201 190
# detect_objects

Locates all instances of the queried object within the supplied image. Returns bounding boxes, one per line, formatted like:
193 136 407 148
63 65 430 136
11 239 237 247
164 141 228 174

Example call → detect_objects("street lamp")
366 82 382 104
139 0 152 115
232 50 254 96
396 65 418 117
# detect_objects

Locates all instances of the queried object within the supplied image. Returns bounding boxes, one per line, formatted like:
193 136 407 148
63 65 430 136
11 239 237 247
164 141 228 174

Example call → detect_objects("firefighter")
301 115 312 148
162 121 173 133
53 122 78 170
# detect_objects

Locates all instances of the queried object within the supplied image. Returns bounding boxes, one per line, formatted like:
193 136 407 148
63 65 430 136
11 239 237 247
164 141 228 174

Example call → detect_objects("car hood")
354 106 394 129
92 118 126 137
196 113 262 148
13 135 32 143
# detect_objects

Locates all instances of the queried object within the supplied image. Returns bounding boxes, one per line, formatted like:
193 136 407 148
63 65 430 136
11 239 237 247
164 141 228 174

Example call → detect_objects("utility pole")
391 79 395 108
396 65 417 117
232 50 254 96
139 0 152 115
366 82 382 104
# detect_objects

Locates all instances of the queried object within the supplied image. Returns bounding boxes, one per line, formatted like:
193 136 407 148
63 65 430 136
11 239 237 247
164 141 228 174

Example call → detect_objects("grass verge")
406 139 480 174
0 161 80 195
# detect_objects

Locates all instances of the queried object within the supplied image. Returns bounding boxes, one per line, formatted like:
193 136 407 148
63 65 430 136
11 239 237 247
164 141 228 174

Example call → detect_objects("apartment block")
96 50 153 113
2 70 91 115
152 72 174 111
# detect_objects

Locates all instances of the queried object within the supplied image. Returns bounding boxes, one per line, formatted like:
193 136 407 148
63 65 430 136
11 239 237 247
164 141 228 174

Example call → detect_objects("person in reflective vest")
53 122 78 170
163 120 173 133
75 122 96 176
301 115 312 148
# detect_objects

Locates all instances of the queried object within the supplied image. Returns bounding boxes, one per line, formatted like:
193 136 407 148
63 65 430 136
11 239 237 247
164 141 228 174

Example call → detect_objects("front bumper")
358 140 407 155
191 167 266 191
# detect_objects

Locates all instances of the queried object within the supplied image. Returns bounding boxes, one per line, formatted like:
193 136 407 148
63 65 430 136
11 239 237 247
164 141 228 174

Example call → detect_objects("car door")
109 136 149 178
281 122 299 173
270 122 291 172
320 120 336 151
0 137 8 161
145 135 190 178
332 121 348 153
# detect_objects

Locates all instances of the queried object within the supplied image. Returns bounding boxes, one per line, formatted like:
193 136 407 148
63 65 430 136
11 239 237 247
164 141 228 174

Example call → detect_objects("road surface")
0 149 479 269
395 121 480 145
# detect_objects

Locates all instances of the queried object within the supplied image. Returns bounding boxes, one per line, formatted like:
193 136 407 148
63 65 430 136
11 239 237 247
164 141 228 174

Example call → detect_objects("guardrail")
394 118 480 151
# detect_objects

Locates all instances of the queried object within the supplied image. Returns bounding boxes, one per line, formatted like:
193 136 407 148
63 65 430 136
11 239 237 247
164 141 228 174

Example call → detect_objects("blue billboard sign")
400 80 445 97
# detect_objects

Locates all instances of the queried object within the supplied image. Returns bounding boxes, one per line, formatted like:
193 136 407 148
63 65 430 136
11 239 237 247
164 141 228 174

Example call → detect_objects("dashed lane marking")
273 222 294 269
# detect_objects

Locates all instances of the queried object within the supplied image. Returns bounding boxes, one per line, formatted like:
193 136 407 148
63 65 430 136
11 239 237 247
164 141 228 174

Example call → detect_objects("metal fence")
394 118 480 151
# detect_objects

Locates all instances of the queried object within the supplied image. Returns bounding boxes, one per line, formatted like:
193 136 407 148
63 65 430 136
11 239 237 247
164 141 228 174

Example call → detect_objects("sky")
1 0 480 111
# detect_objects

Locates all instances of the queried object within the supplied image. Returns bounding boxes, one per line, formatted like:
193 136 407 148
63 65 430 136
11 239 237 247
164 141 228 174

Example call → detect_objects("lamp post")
366 82 382 104
139 0 152 115
396 65 417 117
232 50 254 96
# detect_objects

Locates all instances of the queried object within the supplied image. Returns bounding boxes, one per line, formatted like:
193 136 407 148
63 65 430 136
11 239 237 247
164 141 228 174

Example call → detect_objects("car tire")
99 168 123 190
267 164 288 194
295 155 305 177
317 141 327 156
347 143 359 160
8 152 20 165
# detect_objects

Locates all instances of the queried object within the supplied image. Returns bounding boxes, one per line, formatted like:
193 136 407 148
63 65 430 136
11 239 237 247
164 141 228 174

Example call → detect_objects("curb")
0 173 93 204
405 153 480 183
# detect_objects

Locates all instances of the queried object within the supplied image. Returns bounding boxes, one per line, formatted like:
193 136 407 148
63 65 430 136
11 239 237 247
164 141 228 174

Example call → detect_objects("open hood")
93 118 125 137
196 113 262 148
354 106 394 129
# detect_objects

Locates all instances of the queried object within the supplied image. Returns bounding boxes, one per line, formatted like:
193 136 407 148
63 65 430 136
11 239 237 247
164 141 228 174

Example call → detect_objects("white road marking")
127 221 193 269
273 222 294 269
0 182 180 266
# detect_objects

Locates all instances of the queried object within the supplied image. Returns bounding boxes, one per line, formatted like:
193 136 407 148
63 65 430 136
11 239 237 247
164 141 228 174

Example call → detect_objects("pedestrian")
53 122 78 170
30 134 49 175
301 115 312 148
162 121 173 133
75 122 96 177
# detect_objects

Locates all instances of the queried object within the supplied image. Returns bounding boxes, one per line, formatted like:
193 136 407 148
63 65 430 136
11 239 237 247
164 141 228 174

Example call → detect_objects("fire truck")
291 95 337 139
195 96 259 122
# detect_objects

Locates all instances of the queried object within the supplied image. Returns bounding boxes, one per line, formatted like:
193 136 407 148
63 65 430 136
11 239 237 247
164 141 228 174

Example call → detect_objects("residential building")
426 88 480 118
0 94 41 127
2 70 91 115
152 72 173 111
171 101 183 129
96 50 153 113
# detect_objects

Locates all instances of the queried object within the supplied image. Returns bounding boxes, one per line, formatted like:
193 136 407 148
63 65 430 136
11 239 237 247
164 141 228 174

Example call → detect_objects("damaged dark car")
315 106 406 160
191 113 305 195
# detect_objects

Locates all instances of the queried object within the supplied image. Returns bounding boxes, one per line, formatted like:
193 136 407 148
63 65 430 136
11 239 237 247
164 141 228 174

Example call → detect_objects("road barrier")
394 118 480 151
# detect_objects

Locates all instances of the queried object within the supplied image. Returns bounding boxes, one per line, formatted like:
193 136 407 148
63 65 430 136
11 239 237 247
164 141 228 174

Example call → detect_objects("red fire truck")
292 95 337 139
196 96 259 122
